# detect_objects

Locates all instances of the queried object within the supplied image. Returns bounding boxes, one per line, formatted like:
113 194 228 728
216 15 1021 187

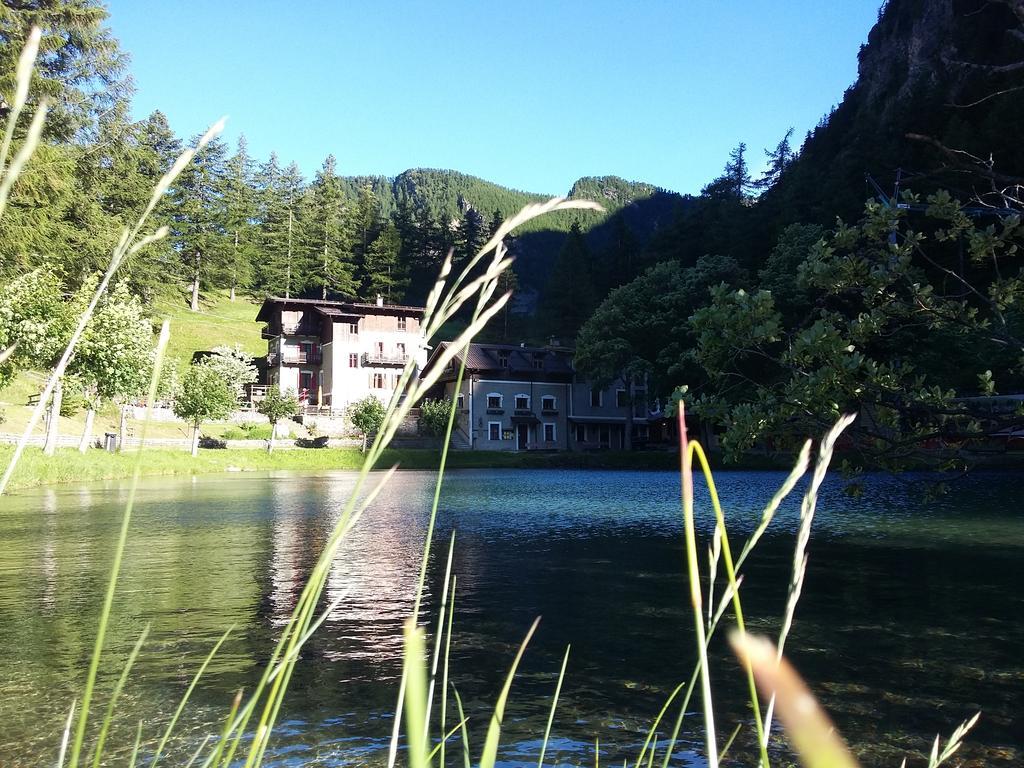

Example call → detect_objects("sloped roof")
423 341 575 381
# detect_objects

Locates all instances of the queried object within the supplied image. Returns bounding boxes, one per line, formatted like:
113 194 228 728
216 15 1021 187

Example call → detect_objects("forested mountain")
4 0 1024 467
573 0 1024 469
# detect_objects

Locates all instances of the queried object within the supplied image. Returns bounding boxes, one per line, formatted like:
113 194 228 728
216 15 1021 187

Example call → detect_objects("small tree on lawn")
203 344 258 401
419 398 454 438
348 395 385 452
174 363 236 456
72 284 153 452
257 387 299 453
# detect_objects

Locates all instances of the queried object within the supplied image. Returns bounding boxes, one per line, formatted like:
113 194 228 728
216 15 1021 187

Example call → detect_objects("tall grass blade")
184 736 213 768
91 624 151 768
730 632 858 768
57 699 76 768
0 98 47 212
451 684 472 768
926 713 981 768
479 617 541 768
127 722 143 768
537 645 571 768
208 689 243 768
403 619 431 768
151 626 234 768
440 576 457 768
634 681 685 768
0 26 41 186
425 533 457 735
65 322 170 767
763 415 856 746
676 404 718 768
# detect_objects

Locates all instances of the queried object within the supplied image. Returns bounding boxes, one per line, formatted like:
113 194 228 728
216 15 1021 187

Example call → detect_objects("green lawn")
152 288 265 369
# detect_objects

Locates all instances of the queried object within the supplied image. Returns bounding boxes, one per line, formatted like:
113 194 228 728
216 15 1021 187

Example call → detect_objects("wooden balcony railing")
361 352 408 367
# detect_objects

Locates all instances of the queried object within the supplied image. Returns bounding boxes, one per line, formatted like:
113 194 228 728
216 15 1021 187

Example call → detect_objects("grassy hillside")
153 289 265 369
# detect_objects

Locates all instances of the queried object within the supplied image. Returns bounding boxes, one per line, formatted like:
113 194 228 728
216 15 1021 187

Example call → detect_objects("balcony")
361 352 408 367
268 349 322 366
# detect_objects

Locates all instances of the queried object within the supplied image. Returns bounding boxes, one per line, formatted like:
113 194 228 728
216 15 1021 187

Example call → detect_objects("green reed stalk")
677 406 719 768
425 533 457 736
440 576 457 768
90 624 150 768
634 681 685 768
127 722 142 768
150 626 233 768
538 645 571 768
479 618 541 768
66 320 170 768
451 684 472 768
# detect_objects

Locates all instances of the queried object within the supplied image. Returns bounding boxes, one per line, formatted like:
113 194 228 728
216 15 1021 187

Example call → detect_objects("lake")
0 468 1021 767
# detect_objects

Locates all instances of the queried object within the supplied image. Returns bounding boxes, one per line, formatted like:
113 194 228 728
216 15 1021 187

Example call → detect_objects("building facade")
255 296 427 411
423 341 651 451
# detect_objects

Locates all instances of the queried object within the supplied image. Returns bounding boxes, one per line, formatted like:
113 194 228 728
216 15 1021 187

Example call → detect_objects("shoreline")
7 445 1019 493
0 445 743 492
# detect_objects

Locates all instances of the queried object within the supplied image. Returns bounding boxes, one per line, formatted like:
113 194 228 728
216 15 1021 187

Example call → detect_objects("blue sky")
105 1 881 196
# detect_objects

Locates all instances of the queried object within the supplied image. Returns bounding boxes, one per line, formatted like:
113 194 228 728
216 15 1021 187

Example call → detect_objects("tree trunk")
267 421 276 454
229 285 236 302
623 378 634 452
190 250 201 312
191 424 200 457
361 433 367 453
79 407 96 452
43 377 63 456
118 404 129 452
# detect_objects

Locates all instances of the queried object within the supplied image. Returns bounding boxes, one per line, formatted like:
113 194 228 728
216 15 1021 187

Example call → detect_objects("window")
487 393 502 409
575 424 586 443
514 394 530 410
532 353 544 370
376 341 384 355
397 316 407 331
497 351 509 367
456 393 465 410
348 322 358 335
543 423 556 442
371 373 385 389
488 422 501 441
349 353 359 368
396 342 405 359
616 389 628 407
541 395 556 411
590 389 603 408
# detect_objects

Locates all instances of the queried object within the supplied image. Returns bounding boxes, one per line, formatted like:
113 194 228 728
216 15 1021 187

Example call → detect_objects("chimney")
376 294 384 307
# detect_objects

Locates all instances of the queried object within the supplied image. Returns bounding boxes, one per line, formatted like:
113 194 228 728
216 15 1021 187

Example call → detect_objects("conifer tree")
172 134 230 310
539 222 596 339
223 135 259 300
306 155 357 299
363 221 405 302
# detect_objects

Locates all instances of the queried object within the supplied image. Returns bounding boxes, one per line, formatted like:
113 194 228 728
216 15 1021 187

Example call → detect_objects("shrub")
197 435 226 449
419 397 454 437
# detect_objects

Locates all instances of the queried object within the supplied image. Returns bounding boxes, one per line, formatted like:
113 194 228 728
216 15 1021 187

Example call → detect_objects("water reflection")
0 469 1020 766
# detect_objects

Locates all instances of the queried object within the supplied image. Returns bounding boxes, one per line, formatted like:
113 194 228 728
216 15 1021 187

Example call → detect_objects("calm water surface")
0 469 1021 767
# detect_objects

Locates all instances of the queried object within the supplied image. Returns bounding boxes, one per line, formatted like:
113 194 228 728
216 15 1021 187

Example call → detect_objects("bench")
27 393 41 406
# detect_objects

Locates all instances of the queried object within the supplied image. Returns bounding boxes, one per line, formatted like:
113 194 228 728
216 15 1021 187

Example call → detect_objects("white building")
255 296 427 411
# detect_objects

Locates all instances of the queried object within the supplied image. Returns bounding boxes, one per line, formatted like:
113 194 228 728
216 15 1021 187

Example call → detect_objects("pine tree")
363 221 406 302
223 136 259 300
306 155 357 299
0 0 130 141
538 222 597 340
253 154 305 297
755 128 796 191
172 134 230 310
